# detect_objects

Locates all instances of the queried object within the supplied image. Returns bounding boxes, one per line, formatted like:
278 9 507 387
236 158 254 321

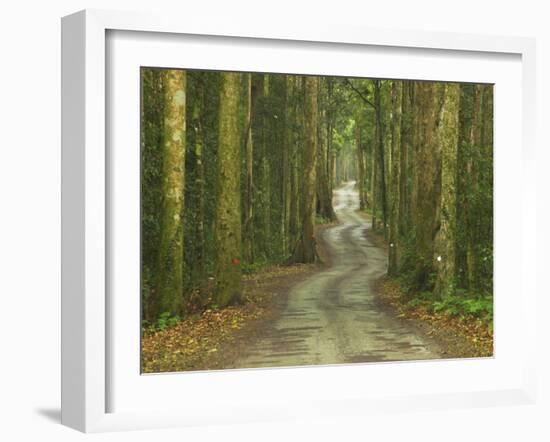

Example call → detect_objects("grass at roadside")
375 276 493 358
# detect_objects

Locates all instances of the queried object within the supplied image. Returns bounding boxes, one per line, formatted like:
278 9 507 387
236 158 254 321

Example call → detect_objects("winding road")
233 181 439 368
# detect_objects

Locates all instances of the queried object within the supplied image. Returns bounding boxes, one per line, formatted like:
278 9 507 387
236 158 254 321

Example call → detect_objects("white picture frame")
61 9 537 433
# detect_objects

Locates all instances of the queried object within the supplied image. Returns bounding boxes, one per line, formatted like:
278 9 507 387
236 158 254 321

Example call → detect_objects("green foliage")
399 279 493 324
403 290 435 309
406 297 426 308
159 312 182 330
315 214 333 225
433 294 493 321
241 258 271 275
143 311 182 333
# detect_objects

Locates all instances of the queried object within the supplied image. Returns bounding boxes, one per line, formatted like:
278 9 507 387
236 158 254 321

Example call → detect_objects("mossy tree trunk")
243 73 254 263
315 80 336 222
288 76 302 255
478 85 494 294
466 85 483 292
259 75 271 258
154 69 186 317
293 76 318 263
355 112 368 210
398 80 413 239
412 81 442 289
388 80 402 275
374 80 388 236
191 75 206 282
282 76 292 256
371 122 378 230
214 72 242 307
455 84 473 288
326 78 336 193
434 83 460 297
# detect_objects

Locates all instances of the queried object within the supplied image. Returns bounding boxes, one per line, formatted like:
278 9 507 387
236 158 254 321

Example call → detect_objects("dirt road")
232 182 440 368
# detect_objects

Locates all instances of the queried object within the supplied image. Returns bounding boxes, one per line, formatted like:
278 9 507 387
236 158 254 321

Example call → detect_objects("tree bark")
282 76 292 256
214 72 242 306
316 80 337 222
243 74 254 262
374 80 388 237
288 76 301 253
316 122 337 220
293 76 318 263
260 76 271 257
412 81 442 288
388 80 402 275
434 83 460 297
398 80 413 238
371 122 378 230
192 75 206 281
355 116 368 210
154 69 186 317
465 85 483 292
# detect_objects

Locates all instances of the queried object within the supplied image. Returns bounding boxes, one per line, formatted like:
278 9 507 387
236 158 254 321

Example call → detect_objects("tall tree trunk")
388 80 402 275
155 69 186 317
412 81 442 289
326 78 335 193
434 83 460 297
465 85 483 292
214 72 242 306
409 82 419 236
481 86 494 152
355 117 367 210
316 81 336 222
288 77 301 253
371 129 378 230
282 76 292 256
192 76 206 281
316 116 337 220
456 85 472 289
261 75 271 258
399 80 413 238
374 80 388 237
293 76 318 263
330 152 336 190
243 74 254 262
479 85 494 294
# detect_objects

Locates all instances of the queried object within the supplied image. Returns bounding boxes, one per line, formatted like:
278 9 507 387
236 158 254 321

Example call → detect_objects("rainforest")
141 68 493 373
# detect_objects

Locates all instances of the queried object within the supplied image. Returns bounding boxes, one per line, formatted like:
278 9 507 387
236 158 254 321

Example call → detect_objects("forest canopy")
141 68 493 330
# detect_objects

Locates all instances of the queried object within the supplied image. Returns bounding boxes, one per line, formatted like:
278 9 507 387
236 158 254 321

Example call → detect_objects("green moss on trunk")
293 76 318 263
155 69 186 317
214 72 242 307
388 80 402 275
412 81 443 289
434 83 460 297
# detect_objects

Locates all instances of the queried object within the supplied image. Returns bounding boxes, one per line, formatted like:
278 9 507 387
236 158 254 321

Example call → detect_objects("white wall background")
0 1 547 441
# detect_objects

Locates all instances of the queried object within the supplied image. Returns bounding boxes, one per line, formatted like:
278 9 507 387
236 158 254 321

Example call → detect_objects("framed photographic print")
61 9 537 432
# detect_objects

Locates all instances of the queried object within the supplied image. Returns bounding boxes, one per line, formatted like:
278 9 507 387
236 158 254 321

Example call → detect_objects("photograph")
140 68 494 373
